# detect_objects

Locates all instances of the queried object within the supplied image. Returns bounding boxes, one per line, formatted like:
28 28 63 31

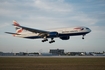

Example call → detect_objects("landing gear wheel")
49 40 55 44
82 35 84 39
82 37 84 39
42 39 48 42
49 38 55 43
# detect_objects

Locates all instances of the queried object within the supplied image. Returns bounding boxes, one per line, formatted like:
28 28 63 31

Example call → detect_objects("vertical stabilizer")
13 20 23 34
13 20 20 26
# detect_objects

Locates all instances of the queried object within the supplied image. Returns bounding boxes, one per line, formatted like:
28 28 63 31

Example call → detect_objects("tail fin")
13 20 23 34
13 20 20 26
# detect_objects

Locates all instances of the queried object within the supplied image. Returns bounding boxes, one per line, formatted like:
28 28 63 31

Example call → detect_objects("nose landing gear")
82 35 85 39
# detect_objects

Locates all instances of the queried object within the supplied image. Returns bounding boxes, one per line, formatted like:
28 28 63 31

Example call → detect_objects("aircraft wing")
20 26 50 34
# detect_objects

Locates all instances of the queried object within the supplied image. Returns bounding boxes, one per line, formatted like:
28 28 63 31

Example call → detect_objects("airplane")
5 20 91 43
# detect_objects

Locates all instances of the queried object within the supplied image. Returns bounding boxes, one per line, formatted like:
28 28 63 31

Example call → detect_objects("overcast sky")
0 0 105 53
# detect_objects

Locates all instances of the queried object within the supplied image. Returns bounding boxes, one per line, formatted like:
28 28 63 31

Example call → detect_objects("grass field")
0 57 105 70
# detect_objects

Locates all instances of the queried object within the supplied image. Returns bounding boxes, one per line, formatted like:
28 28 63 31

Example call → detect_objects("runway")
0 56 105 70
0 56 105 58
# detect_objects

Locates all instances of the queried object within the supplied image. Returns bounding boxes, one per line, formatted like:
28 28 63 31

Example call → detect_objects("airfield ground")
0 56 105 70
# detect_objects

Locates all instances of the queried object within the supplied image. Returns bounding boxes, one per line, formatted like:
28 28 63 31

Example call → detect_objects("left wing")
20 26 50 34
13 20 50 36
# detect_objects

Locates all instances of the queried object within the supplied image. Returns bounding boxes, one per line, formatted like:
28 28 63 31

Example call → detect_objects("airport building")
65 52 86 56
0 52 14 56
49 49 64 55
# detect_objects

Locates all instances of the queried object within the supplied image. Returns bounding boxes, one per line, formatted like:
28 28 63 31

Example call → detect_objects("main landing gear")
42 36 48 42
42 37 55 44
49 38 55 44
42 39 48 42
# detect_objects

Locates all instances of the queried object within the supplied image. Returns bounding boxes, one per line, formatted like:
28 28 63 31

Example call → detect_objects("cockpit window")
86 28 89 29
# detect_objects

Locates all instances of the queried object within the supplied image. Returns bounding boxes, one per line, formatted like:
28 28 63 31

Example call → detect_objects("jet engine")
60 36 70 40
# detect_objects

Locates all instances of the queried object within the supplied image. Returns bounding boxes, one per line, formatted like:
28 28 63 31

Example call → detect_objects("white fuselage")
14 26 91 39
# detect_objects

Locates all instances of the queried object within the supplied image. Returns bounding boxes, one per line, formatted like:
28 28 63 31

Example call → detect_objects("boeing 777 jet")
5 20 91 43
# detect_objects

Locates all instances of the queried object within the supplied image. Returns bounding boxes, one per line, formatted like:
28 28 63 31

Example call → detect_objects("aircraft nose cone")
89 29 91 33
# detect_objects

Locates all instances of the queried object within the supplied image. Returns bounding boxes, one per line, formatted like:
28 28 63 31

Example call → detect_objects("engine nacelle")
49 32 58 37
60 36 70 40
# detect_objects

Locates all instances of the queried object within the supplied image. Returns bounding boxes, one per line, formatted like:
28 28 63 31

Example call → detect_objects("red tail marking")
13 21 20 26
17 29 23 33
12 34 16 36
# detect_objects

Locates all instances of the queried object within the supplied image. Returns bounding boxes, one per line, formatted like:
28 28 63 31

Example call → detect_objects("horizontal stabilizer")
5 32 20 35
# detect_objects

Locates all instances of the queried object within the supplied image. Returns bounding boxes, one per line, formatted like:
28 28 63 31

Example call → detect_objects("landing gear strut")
49 38 55 44
42 36 48 42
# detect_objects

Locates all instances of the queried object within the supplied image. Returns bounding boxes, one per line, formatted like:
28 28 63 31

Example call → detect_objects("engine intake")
60 36 70 40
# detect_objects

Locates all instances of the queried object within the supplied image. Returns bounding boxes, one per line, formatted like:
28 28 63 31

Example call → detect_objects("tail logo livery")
5 20 91 44
16 28 23 33
13 20 20 26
